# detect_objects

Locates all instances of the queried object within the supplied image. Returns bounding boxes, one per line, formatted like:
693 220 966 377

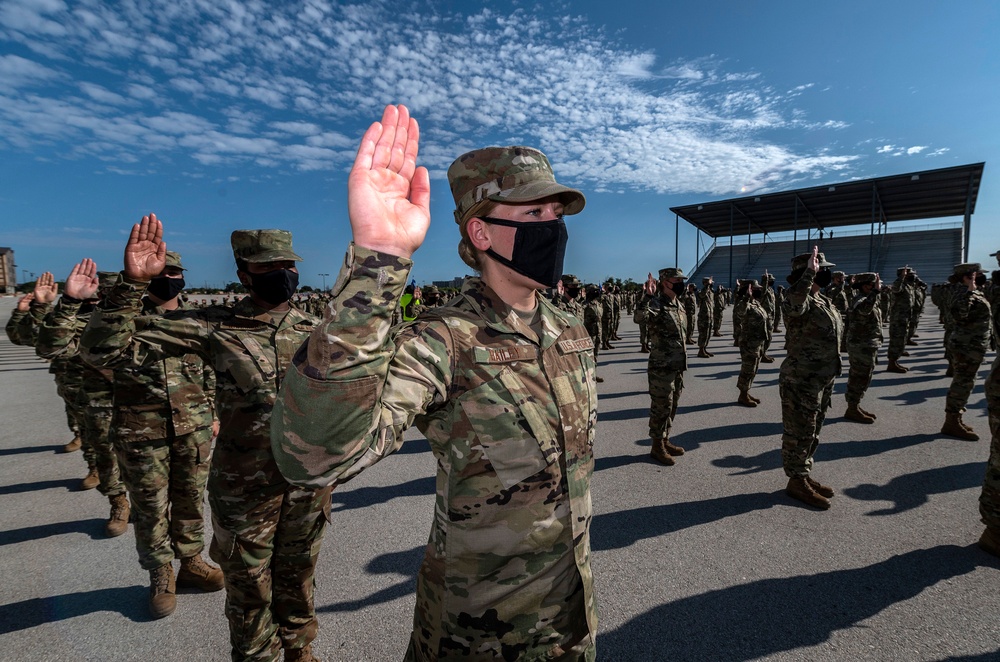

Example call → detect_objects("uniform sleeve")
80 275 213 368
5 308 27 345
273 244 451 489
851 290 879 316
35 299 84 359
782 268 817 319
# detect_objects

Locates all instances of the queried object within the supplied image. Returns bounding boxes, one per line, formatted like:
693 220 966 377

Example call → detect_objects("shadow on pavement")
0 585 152 634
844 462 985 515
0 444 66 457
317 545 423 613
672 422 784 449
598 545 982 661
0 518 106 546
0 477 80 496
597 408 647 422
879 386 949 405
591 492 778 552
331 476 434 512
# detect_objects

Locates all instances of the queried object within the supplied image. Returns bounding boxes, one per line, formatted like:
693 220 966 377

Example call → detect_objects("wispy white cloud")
876 144 937 157
0 0 867 195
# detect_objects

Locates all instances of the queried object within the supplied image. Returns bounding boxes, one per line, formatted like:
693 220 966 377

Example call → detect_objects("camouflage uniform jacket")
584 300 603 345
554 294 585 322
713 288 726 314
740 300 770 348
640 292 688 369
948 288 992 357
272 246 599 660
846 289 883 349
825 283 849 317
890 277 914 314
80 279 318 460
760 286 776 319
36 298 114 406
5 307 28 345
780 269 843 382
108 296 217 443
682 292 696 321
697 286 714 317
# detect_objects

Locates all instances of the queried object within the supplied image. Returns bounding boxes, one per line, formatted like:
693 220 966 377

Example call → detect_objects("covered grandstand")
674 163 984 286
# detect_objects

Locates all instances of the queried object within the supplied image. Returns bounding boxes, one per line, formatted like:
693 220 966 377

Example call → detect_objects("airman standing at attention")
81 217 328 662
977 252 1000 559
779 247 842 510
843 273 883 423
941 263 992 441
697 276 714 358
104 250 224 619
640 268 689 465
273 106 600 659
737 281 770 407
36 264 129 535
601 283 615 350
554 274 585 321
886 266 914 373
584 284 605 382
683 282 697 345
825 270 850 352
712 282 726 337
759 272 777 362
732 279 750 347
773 285 785 332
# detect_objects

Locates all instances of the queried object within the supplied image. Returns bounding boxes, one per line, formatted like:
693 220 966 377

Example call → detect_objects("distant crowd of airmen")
5 104 1000 662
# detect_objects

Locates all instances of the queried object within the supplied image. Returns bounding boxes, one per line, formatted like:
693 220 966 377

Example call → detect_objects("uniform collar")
460 277 569 349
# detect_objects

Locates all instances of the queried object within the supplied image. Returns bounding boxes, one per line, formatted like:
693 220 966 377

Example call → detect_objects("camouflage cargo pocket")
460 367 558 489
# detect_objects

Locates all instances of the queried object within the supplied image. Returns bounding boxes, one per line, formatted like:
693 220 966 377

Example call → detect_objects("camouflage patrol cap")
790 252 835 272
832 271 845 278
896 266 911 276
448 146 586 223
97 271 119 289
423 285 440 295
702 276 712 283
164 251 186 271
851 272 878 288
952 262 982 278
561 274 582 287
231 229 303 264
659 267 686 280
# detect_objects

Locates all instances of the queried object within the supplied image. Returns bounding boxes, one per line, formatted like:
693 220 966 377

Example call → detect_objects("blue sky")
1 0 998 289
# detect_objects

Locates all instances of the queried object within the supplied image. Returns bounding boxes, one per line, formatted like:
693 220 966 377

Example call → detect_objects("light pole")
319 273 330 291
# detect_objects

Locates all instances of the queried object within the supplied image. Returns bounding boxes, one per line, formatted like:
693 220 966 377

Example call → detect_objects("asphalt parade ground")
1 295 999 661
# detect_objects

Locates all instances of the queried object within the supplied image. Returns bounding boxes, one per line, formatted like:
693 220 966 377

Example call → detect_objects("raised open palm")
64 259 100 300
33 272 58 304
125 214 167 280
347 105 431 258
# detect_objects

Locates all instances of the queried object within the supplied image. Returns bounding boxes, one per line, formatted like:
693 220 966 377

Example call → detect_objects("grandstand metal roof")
670 162 985 238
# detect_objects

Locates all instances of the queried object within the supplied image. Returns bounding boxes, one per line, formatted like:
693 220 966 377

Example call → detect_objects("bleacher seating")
687 227 962 286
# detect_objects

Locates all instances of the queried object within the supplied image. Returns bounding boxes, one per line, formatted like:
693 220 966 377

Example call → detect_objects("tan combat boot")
978 527 1000 558
760 355 775 363
149 563 177 619
858 406 877 420
738 390 757 407
105 493 130 537
785 477 831 510
806 476 835 499
941 413 979 441
177 555 225 592
886 359 908 373
844 403 874 424
663 437 685 457
63 435 82 453
748 392 761 404
285 644 321 662
649 439 675 466
79 467 99 491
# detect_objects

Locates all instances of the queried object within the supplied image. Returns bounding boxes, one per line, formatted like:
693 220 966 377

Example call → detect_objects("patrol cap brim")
243 249 304 263
489 180 586 215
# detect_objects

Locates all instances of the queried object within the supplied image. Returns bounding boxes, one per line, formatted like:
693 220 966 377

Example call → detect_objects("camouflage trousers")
208 440 331 662
81 406 125 497
697 318 711 349
845 345 878 406
638 321 647 348
737 342 763 392
713 311 723 335
773 307 782 331
115 427 214 570
779 375 834 477
907 307 920 342
685 315 695 341
612 309 620 337
52 370 83 436
945 350 985 413
979 356 1000 529
732 311 743 345
943 325 954 368
886 311 910 361
648 360 684 440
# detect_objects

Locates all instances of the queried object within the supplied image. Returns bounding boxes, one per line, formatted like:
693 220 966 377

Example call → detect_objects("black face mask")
481 217 568 289
147 276 185 302
975 273 987 287
565 287 580 299
669 281 686 296
247 269 299 305
814 269 833 288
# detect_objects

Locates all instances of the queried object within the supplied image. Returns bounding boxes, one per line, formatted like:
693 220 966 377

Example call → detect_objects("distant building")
432 277 466 289
0 248 14 295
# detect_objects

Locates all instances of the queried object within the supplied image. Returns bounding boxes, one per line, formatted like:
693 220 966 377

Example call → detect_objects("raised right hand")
124 214 167 281
347 105 431 258
644 273 657 296
16 292 35 311
64 259 100 300
33 272 58 304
